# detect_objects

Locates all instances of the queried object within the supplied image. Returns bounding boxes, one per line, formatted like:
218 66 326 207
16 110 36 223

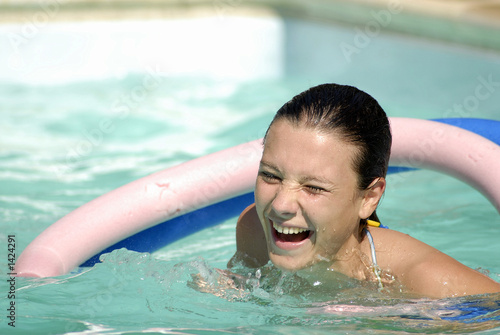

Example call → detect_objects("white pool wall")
2 0 500 86
0 16 285 84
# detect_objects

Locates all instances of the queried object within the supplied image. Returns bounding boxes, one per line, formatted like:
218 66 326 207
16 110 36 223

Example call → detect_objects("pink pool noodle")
15 118 500 277
389 118 500 213
15 140 263 277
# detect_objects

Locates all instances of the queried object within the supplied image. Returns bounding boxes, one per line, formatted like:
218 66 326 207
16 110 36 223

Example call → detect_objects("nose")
271 184 299 219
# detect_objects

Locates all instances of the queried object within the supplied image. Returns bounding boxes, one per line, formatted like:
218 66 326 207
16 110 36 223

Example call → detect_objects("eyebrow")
259 161 278 172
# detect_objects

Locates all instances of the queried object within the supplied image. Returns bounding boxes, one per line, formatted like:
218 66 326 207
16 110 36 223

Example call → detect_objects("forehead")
263 120 360 181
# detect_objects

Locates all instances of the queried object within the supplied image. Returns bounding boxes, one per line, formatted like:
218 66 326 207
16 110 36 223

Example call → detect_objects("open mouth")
272 221 312 244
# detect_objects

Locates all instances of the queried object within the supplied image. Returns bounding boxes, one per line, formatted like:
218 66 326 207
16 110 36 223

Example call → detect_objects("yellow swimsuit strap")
367 219 389 229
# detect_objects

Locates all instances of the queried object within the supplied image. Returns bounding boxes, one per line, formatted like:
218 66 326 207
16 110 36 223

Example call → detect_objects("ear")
358 177 386 219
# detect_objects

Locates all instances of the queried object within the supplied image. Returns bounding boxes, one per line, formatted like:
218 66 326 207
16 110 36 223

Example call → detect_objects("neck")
326 232 373 281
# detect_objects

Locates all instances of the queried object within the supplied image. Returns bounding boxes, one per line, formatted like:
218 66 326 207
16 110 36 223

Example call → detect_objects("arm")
402 249 500 298
375 229 500 298
227 204 269 268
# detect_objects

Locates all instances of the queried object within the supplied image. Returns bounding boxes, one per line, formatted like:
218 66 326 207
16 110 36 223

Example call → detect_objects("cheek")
311 199 361 233
254 180 269 217
255 179 274 204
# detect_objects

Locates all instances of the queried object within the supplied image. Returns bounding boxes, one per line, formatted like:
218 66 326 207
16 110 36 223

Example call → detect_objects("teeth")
273 222 308 234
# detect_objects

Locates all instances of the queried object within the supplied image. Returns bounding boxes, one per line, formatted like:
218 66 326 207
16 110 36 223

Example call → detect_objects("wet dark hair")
265 83 392 229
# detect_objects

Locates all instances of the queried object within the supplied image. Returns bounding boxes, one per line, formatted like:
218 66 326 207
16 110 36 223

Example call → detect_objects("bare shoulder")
370 228 500 298
227 204 269 268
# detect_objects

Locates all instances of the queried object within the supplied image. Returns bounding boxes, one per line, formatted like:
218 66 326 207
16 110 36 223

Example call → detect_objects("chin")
269 253 315 272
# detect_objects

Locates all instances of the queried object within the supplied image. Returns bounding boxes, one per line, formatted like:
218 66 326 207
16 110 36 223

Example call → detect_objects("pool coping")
0 0 499 51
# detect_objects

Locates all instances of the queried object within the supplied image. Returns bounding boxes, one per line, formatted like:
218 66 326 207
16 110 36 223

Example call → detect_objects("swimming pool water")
1 15 500 335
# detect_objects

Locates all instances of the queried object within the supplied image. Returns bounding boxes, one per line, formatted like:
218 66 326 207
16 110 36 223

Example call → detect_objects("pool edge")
0 0 499 52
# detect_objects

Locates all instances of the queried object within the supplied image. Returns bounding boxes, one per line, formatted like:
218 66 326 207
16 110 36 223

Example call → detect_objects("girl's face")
255 120 375 271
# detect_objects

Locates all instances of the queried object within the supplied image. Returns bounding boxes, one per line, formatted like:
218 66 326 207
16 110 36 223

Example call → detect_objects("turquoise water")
2 17 500 334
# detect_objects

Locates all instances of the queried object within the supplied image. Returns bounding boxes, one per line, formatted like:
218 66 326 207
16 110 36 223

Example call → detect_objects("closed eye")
258 171 281 183
305 185 326 194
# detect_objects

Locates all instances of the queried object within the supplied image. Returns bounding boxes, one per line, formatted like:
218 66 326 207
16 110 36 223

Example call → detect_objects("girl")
228 83 500 298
